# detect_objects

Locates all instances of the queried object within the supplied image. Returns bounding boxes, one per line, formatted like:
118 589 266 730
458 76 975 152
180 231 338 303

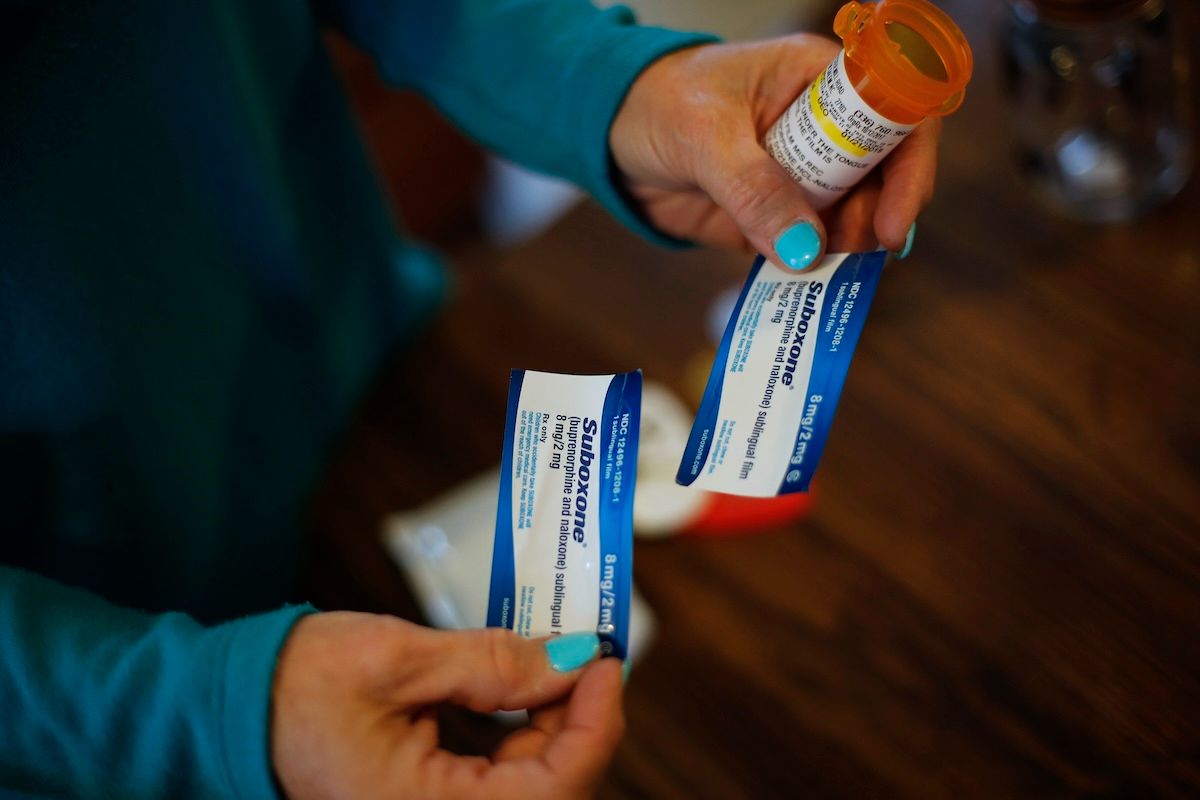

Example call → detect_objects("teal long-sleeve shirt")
0 2 714 796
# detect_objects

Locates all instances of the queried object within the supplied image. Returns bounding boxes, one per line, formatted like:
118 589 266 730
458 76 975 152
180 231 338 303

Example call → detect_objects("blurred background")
310 1 1200 797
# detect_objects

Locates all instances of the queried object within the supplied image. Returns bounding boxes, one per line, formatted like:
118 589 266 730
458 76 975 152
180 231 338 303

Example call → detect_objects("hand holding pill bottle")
765 0 973 210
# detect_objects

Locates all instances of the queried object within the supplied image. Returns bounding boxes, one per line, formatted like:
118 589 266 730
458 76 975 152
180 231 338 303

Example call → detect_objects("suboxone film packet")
677 251 885 497
487 369 641 658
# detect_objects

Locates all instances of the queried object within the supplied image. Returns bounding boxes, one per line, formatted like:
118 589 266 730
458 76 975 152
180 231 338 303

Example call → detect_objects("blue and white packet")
677 251 885 497
487 369 641 658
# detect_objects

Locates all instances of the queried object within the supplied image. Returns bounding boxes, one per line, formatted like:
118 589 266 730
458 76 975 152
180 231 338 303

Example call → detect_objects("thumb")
700 142 826 271
408 628 601 713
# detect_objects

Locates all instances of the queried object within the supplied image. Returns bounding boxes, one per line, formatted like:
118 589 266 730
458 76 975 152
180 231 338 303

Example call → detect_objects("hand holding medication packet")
611 0 970 269
272 613 624 800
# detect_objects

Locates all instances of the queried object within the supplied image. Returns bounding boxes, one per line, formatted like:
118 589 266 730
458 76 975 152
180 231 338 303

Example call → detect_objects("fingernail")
895 223 916 260
621 660 632 685
774 221 821 271
544 632 600 672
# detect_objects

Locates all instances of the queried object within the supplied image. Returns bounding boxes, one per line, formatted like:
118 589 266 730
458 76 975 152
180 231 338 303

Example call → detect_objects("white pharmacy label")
677 252 886 497
765 52 916 210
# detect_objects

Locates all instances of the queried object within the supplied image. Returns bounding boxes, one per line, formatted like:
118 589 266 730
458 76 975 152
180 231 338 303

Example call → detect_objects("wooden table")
307 3 1200 796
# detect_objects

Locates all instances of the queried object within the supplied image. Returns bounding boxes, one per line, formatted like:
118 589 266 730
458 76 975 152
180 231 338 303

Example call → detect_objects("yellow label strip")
809 72 869 158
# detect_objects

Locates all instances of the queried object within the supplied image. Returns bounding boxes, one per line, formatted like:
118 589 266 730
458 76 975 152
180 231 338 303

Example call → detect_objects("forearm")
319 0 717 240
0 565 313 799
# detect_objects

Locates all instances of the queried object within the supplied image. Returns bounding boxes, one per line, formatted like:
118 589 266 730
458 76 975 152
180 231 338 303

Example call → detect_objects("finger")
418 661 624 800
634 187 749 251
754 34 844 128
409 706 440 751
493 702 570 762
823 172 883 253
536 658 626 793
405 628 600 713
690 209 751 253
699 141 827 272
875 117 941 251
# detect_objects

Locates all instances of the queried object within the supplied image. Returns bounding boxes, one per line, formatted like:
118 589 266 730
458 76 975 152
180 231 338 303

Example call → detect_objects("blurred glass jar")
1001 0 1193 223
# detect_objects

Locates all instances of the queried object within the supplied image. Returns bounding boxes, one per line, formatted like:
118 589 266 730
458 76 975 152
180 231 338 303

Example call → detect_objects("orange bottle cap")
834 0 974 118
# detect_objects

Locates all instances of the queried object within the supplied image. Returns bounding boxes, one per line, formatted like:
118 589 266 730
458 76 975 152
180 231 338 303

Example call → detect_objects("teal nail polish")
621 660 632 685
895 223 916 260
774 222 821 271
545 632 599 672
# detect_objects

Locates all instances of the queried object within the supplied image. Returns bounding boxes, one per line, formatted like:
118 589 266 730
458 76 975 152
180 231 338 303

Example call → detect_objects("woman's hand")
611 36 940 268
271 613 623 799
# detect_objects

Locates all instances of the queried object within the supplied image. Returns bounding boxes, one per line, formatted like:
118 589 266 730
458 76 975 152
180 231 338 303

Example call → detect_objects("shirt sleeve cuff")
572 8 721 248
215 603 318 800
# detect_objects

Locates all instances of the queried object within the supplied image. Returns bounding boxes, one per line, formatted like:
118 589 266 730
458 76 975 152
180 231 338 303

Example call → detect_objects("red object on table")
684 485 816 537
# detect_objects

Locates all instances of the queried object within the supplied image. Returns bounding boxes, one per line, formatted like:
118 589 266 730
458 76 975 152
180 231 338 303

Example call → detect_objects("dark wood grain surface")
307 3 1200 796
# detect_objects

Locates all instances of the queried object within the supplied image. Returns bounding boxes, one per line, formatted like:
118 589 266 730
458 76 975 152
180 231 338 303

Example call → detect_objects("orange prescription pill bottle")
765 0 973 210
